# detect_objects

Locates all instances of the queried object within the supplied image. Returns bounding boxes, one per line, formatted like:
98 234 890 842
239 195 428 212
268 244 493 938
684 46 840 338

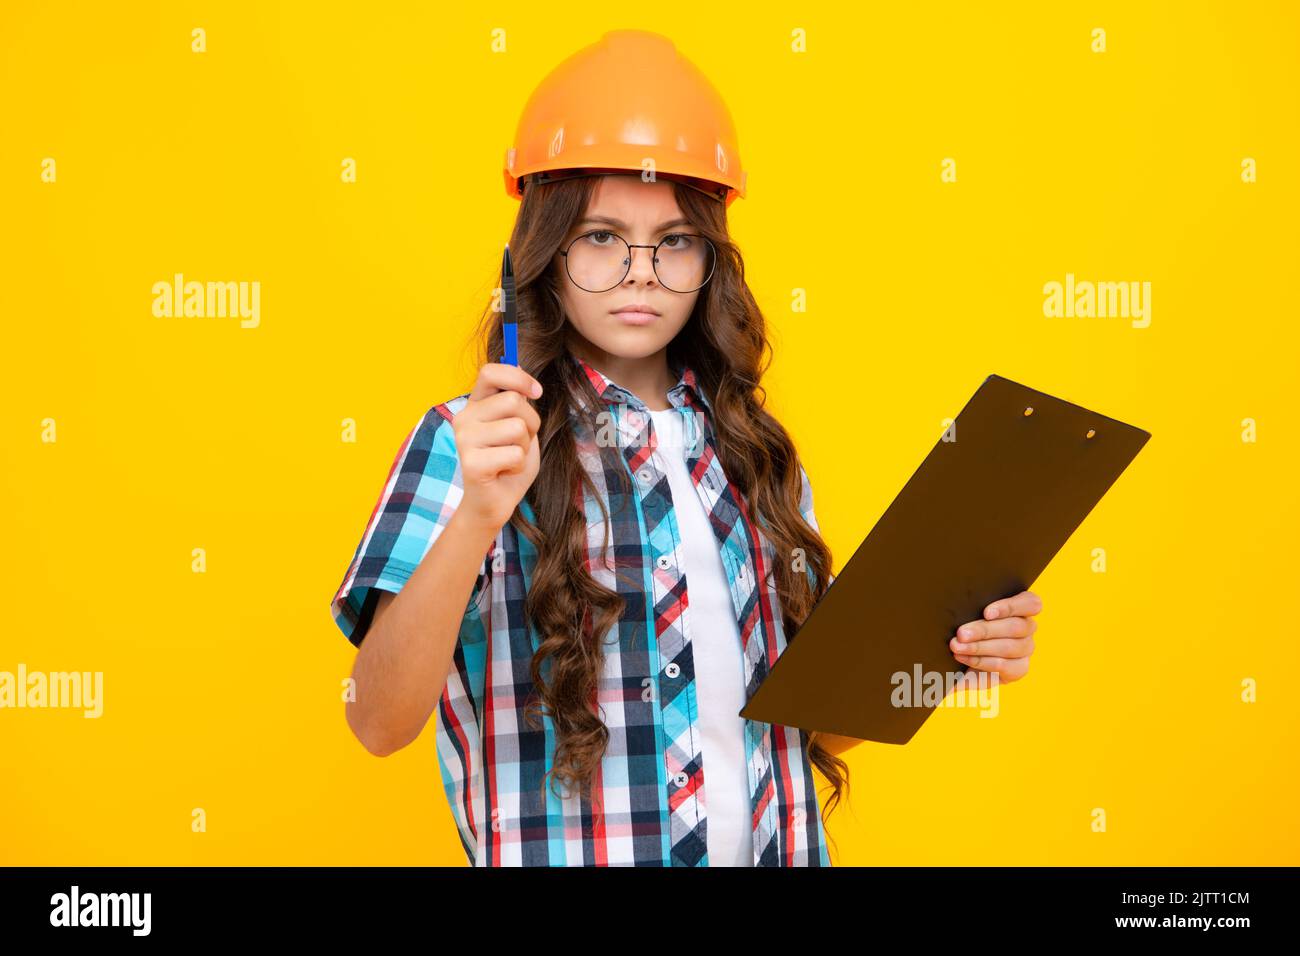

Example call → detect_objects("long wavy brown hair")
466 173 849 851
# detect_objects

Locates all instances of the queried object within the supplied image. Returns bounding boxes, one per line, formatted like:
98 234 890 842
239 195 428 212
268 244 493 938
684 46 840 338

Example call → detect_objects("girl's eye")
661 233 692 249
586 230 615 245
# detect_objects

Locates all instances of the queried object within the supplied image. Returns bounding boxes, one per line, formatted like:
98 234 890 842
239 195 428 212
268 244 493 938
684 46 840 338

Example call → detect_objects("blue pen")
500 243 518 366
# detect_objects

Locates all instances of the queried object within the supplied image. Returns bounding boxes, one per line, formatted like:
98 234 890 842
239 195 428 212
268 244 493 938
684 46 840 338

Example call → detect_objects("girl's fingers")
469 362 543 403
950 635 1034 659
956 615 1037 642
985 590 1043 621
463 417 532 453
464 443 528 481
953 653 1029 681
468 388 542 434
954 652 1006 672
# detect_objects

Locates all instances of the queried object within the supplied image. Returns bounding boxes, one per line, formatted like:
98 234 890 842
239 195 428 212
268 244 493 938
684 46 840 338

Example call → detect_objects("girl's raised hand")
452 362 544 533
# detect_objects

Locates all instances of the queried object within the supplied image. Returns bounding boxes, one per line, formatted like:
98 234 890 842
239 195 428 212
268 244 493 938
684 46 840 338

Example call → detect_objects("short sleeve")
797 460 836 590
329 402 494 648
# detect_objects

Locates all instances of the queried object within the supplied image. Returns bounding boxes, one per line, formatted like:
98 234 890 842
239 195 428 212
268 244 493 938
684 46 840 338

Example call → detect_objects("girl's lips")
614 310 659 325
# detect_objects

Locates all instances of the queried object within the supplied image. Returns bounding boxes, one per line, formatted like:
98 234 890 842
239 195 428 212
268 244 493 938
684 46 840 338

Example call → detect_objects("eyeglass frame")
558 229 718 294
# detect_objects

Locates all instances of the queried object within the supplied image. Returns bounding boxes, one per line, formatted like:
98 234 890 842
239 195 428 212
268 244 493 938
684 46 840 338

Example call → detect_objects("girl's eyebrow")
576 216 691 232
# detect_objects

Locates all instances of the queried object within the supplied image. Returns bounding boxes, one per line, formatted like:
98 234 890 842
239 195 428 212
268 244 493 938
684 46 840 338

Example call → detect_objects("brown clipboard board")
738 374 1152 745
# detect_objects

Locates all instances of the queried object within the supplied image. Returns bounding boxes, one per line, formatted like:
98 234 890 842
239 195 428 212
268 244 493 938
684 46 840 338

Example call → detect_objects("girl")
329 30 1041 867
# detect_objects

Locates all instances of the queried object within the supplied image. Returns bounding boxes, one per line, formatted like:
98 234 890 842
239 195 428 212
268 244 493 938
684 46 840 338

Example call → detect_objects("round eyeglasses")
559 230 717 294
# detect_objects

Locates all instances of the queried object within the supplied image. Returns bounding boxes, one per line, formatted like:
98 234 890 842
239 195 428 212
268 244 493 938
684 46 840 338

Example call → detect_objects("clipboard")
738 374 1152 745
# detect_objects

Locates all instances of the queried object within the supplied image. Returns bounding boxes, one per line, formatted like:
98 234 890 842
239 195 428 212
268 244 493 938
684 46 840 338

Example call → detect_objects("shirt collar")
568 351 713 415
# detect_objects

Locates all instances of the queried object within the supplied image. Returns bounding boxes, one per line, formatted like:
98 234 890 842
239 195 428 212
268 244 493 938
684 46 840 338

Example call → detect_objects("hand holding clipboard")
739 374 1151 744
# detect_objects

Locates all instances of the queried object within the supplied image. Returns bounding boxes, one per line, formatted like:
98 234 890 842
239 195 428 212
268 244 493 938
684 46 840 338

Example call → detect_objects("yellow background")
2 2 1296 865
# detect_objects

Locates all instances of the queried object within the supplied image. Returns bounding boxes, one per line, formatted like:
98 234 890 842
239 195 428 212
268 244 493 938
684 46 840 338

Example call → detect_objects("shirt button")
673 771 689 788
638 468 653 483
665 662 680 678
656 555 672 571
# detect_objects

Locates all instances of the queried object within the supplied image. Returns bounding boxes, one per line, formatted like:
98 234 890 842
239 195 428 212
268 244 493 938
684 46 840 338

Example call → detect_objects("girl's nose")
625 245 658 283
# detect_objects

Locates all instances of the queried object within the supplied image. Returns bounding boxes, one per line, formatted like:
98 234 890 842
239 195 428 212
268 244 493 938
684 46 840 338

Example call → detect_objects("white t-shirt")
648 406 754 867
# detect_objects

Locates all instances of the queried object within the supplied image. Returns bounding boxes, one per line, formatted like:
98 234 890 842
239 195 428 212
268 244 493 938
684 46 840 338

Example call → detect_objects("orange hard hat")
503 30 747 208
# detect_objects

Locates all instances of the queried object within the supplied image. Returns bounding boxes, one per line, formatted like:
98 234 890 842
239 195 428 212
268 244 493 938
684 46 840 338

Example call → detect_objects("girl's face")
554 174 701 362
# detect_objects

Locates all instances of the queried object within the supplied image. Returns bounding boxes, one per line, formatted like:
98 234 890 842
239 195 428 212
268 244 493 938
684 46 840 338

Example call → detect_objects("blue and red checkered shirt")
330 351 833 866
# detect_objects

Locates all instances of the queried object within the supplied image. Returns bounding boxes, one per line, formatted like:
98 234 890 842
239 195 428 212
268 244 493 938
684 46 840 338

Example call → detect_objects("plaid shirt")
330 351 832 866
